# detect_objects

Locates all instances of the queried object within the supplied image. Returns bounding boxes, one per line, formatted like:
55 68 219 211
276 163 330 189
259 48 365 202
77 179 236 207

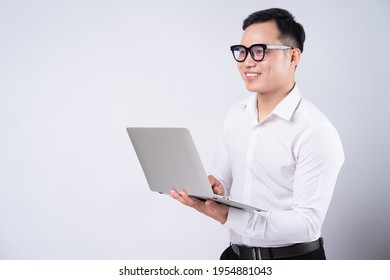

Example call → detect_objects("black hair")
243 8 306 52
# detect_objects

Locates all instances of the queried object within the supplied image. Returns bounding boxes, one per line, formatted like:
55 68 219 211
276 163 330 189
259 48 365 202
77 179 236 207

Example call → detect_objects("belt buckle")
252 248 262 260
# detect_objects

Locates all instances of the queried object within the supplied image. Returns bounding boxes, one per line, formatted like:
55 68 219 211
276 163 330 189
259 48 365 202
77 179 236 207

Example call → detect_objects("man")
170 8 344 260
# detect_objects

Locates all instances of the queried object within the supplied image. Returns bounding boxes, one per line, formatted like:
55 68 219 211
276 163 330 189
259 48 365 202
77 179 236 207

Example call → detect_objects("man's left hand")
170 190 229 224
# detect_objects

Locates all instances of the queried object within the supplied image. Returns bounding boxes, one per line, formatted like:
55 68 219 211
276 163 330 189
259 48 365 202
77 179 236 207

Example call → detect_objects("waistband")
231 238 324 260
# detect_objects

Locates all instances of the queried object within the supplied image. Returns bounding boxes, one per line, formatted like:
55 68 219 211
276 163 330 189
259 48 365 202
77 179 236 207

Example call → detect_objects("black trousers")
220 245 326 260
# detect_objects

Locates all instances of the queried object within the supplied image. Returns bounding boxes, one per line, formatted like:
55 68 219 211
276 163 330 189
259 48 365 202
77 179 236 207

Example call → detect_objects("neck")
256 82 295 121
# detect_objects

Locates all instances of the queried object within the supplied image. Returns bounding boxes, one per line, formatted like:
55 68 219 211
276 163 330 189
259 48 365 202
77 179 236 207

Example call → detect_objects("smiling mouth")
245 72 260 77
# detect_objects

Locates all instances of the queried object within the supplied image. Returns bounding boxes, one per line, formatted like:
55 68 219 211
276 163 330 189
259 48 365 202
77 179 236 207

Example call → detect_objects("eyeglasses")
230 44 293 62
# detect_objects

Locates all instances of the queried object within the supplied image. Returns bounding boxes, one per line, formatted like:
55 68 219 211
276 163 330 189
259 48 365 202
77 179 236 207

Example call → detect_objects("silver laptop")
126 127 264 212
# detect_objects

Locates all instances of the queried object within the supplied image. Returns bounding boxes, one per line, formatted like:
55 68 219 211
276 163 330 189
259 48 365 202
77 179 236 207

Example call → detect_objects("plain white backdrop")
0 0 389 259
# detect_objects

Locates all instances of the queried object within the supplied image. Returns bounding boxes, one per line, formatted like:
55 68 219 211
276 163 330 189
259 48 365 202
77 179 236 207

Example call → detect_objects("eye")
254 48 264 55
233 47 246 60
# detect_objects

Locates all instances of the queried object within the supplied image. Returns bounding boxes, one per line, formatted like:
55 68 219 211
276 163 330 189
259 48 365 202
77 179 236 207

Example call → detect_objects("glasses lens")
232 46 246 62
250 45 265 61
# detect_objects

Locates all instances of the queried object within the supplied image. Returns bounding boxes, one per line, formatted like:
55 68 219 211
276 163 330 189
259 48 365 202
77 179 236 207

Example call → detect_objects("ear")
290 48 301 68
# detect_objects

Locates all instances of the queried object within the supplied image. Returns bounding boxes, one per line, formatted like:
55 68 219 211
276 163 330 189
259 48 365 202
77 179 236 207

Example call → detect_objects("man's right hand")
208 175 225 195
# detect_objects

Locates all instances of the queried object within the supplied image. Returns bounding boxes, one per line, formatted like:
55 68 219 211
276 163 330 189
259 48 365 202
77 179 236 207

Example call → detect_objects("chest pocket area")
252 130 296 183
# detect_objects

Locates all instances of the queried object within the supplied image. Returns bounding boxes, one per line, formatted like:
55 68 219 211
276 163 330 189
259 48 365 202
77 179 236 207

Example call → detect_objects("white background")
0 0 389 259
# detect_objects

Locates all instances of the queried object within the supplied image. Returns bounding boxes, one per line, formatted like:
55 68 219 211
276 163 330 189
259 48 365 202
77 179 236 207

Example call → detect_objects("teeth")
246 73 260 77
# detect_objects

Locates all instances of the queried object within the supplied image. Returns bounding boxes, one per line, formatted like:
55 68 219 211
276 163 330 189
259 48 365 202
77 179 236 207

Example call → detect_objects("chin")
245 84 263 93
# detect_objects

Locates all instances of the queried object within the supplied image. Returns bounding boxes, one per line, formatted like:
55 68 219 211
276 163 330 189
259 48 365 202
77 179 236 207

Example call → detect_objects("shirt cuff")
222 207 251 235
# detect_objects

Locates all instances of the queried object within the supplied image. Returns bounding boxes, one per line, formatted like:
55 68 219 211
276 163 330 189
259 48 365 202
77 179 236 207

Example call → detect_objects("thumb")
212 185 224 195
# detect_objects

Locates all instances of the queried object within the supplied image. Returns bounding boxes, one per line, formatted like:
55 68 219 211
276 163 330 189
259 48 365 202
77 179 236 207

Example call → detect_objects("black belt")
231 238 323 260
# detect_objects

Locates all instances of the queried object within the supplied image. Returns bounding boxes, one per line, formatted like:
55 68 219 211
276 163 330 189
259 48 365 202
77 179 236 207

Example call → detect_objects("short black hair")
243 8 306 53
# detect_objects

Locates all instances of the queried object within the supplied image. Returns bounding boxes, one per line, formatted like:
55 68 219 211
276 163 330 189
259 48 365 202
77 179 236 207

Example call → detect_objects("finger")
170 190 187 204
212 185 223 195
208 175 216 184
169 190 180 199
170 190 197 207
178 191 198 206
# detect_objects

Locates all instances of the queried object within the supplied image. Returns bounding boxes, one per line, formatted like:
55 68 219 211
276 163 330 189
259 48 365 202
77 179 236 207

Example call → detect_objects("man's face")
238 21 296 95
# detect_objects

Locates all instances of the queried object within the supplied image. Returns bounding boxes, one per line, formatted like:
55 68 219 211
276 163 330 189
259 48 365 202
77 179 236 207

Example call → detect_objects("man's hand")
208 175 225 195
170 175 228 224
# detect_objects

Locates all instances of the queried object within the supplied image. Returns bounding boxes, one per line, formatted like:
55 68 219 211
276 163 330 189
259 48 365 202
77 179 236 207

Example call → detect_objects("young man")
170 8 344 260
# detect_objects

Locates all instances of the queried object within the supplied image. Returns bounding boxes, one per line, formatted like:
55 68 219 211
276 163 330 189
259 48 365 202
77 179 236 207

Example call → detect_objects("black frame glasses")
230 44 293 62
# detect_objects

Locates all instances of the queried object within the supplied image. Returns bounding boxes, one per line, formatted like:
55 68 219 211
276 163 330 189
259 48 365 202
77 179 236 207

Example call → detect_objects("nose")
243 52 256 67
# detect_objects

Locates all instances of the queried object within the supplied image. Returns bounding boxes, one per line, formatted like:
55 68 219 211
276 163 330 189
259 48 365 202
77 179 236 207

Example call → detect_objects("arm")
225 124 345 242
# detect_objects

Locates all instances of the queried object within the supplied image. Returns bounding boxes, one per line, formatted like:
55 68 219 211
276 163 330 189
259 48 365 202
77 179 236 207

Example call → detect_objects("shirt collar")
240 85 302 122
272 85 302 122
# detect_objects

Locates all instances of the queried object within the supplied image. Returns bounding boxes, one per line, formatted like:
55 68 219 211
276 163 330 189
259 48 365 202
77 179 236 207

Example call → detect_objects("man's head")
233 8 305 95
243 8 305 53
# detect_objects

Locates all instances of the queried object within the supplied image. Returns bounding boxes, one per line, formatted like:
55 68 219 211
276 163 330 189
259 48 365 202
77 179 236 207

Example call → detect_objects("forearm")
224 207 323 243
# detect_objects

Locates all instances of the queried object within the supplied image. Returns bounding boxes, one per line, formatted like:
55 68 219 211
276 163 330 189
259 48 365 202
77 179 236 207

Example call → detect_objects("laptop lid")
126 127 264 212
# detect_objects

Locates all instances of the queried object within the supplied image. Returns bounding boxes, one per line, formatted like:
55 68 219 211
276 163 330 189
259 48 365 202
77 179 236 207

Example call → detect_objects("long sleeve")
224 123 345 245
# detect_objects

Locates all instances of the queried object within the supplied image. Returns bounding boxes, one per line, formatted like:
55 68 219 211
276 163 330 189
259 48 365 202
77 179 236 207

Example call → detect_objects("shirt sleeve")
223 123 345 243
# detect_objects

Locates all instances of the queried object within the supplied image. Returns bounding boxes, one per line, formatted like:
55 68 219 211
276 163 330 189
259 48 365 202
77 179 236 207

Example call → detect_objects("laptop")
126 127 264 212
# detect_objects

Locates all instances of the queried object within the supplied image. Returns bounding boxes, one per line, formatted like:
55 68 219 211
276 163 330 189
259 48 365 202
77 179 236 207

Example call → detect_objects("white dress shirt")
209 85 345 247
